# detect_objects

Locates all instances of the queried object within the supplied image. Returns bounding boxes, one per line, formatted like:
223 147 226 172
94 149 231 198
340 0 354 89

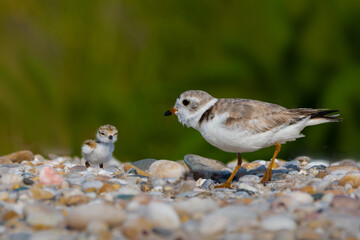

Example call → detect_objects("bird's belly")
88 145 112 164
198 118 308 153
201 128 266 153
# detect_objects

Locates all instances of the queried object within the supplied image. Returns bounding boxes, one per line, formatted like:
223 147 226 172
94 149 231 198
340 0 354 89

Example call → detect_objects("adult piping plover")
165 90 340 188
82 124 118 168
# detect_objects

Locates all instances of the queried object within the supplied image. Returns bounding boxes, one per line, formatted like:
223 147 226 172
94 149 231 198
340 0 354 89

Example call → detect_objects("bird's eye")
182 99 190 106
99 132 105 135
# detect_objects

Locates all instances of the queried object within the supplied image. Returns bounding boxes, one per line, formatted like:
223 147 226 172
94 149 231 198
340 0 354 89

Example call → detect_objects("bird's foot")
260 168 272 185
85 161 90 168
99 163 103 169
214 181 232 189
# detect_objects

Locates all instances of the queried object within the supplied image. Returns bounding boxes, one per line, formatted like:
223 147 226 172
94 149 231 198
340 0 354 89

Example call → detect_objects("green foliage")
0 0 359 162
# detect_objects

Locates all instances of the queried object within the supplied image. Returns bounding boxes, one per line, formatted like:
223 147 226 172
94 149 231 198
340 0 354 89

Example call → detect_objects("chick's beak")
164 107 178 116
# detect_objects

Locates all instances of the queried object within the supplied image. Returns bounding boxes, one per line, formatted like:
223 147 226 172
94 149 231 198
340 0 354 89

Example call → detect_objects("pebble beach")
1 150 360 240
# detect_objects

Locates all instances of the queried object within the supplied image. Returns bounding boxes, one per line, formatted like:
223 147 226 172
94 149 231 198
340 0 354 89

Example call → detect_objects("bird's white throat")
176 98 218 129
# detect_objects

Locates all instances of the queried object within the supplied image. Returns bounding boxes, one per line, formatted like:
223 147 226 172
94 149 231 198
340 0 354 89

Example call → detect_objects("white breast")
85 143 114 164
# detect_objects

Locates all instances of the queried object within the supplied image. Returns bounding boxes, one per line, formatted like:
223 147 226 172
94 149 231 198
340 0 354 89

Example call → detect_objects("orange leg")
215 153 242 189
260 142 281 185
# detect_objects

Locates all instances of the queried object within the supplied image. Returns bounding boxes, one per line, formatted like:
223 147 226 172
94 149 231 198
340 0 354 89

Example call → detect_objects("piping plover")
165 90 340 188
82 124 118 168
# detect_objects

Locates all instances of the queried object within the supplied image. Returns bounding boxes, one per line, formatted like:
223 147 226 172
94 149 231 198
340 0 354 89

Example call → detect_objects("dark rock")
132 159 157 171
23 178 35 185
152 227 173 237
311 193 324 201
284 160 300 171
237 188 255 196
184 154 234 183
126 168 138 175
247 165 267 175
116 194 134 200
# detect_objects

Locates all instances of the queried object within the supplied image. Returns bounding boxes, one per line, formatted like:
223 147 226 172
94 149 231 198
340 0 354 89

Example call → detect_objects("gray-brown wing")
217 99 301 133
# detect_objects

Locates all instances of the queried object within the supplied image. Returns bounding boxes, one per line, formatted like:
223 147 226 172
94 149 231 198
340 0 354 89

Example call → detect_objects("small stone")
124 163 152 177
1 173 23 186
148 160 186 178
0 191 9 201
145 201 181 229
0 157 13 165
2 150 34 163
242 162 262 169
86 220 109 235
99 184 117 193
333 159 359 168
295 156 310 166
201 179 215 190
274 192 313 209
237 183 258 195
122 217 154 240
8 232 32 240
39 166 64 186
70 165 87 172
2 210 19 221
239 175 260 183
199 214 228 239
305 161 329 170
140 182 151 192
300 185 315 195
23 178 35 185
184 154 235 182
326 165 359 174
296 230 322 240
66 203 125 229
66 195 88 205
284 160 300 171
262 215 296 231
132 158 157 171
338 173 360 188
82 180 104 191
330 195 360 210
30 188 54 200
25 203 65 229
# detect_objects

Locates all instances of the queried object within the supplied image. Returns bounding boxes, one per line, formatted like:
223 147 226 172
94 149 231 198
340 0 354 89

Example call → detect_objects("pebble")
148 160 186 178
132 158 157 171
145 201 181 229
39 166 64 186
66 203 126 229
24 203 65 229
184 154 234 182
1 173 23 186
262 215 296 231
338 173 360 188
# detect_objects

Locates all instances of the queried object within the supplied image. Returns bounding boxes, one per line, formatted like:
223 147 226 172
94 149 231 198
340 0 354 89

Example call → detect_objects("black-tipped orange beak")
164 107 178 116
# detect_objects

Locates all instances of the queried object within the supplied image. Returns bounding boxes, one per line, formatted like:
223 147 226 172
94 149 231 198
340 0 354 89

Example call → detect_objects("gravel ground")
0 150 360 240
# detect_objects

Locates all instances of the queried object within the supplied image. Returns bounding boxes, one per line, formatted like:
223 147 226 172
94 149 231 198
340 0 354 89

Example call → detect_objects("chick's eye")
182 99 190 106
99 132 105 135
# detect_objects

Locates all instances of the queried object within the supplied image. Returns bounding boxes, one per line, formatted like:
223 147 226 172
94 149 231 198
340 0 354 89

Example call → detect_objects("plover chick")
82 124 118 168
165 90 341 188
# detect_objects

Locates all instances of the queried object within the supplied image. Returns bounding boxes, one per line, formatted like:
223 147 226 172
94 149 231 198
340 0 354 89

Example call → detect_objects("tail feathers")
309 110 341 121
303 109 341 126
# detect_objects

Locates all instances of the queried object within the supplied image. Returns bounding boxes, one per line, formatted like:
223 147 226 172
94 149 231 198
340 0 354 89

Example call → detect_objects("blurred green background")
0 1 359 163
